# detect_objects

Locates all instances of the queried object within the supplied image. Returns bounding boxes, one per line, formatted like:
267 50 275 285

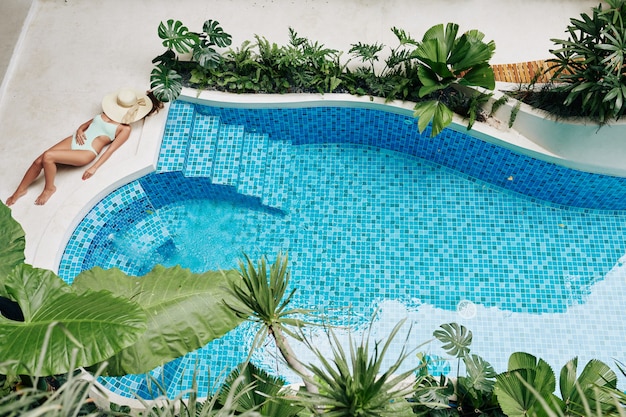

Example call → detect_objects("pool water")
59 102 626 399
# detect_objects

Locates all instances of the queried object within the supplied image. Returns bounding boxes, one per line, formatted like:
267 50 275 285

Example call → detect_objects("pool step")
157 102 295 211
262 138 294 211
237 132 269 199
211 124 245 186
157 101 195 173
183 114 220 177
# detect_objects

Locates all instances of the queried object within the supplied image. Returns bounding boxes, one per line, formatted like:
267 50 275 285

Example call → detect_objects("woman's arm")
82 124 131 180
74 118 94 145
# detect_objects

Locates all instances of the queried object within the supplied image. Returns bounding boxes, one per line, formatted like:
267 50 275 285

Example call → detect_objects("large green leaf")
73 265 244 375
150 64 182 103
494 352 559 417
158 19 199 53
559 358 618 416
0 264 146 376
413 100 454 137
0 201 25 277
433 323 472 358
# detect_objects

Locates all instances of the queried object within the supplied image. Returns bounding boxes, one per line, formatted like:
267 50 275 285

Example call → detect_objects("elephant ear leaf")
0 264 147 376
73 265 244 375
433 322 472 358
0 202 25 278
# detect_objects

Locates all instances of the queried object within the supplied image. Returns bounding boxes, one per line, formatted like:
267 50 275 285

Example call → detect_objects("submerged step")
237 132 269 199
157 101 195 173
262 139 294 210
184 114 220 177
212 124 245 186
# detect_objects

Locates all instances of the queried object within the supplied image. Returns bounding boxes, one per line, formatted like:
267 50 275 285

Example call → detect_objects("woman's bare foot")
34 186 56 205
6 189 27 206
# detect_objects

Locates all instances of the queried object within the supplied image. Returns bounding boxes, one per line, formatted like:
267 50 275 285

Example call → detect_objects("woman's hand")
75 129 86 145
82 166 97 180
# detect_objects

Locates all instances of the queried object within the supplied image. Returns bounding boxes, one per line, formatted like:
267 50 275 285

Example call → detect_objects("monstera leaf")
0 201 25 277
0 264 147 376
73 265 244 375
433 322 472 358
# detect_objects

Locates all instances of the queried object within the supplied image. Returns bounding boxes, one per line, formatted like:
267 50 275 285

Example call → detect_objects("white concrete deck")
0 0 610 270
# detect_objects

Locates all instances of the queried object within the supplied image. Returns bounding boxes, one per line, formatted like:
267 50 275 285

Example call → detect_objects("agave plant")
296 318 419 417
548 0 626 124
225 253 318 393
217 362 303 416
411 23 496 136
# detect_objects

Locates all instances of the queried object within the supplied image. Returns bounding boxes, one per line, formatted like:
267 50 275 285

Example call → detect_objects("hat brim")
102 89 151 124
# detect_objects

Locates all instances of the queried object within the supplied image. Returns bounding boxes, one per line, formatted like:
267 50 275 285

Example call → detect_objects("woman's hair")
145 90 164 118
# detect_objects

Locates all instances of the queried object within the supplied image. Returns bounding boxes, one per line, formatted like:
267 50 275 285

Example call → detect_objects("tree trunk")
270 324 319 394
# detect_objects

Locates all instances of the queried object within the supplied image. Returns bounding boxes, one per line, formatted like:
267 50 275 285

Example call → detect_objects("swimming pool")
59 100 626 399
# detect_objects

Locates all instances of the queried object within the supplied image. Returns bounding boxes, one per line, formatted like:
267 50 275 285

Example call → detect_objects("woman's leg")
34 147 96 205
6 136 95 206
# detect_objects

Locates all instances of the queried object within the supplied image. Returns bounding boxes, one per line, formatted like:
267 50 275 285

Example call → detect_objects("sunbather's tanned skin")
6 89 162 206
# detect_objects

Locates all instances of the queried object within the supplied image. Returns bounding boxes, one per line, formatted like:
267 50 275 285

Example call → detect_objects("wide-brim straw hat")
102 88 151 124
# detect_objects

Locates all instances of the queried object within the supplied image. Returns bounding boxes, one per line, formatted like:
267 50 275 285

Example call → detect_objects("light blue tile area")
157 101 195 173
212 124 245 186
184 114 219 177
237 132 268 199
262 139 294 210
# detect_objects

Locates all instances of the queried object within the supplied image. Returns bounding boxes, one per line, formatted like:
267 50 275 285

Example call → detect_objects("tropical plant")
548 0 626 124
347 26 422 101
217 362 303 416
151 19 232 102
413 323 503 417
0 263 147 377
494 353 620 417
411 23 496 136
0 201 243 380
73 265 244 376
225 253 318 394
296 318 419 417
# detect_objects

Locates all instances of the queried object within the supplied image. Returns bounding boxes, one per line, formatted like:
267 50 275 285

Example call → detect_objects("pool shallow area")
59 100 626 399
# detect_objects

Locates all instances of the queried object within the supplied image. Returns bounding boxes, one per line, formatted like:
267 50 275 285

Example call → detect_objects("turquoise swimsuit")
71 114 118 154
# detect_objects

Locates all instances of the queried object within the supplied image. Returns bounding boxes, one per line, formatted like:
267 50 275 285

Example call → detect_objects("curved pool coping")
31 87 626 271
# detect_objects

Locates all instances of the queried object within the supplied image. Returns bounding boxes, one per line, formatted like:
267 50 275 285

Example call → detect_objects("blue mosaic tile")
237 132 269 199
262 139 294 210
212 124 245 186
157 101 195 173
184 114 219 177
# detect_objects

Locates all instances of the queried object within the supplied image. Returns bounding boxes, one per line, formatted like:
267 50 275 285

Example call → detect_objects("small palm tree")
296 318 420 417
225 253 318 393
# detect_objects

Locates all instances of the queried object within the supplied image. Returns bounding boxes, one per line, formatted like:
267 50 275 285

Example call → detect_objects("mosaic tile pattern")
262 139 294 210
238 132 269 199
184 114 219 177
59 100 626 400
212 124 245 186
195 104 626 210
157 101 194 173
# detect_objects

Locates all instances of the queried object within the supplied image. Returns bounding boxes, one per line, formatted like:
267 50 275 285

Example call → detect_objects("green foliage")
0 202 25 277
73 265 244 376
218 362 302 416
158 19 199 54
226 253 309 347
548 0 626 123
0 263 147 376
151 20 496 136
298 319 418 417
411 23 496 136
433 322 473 359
